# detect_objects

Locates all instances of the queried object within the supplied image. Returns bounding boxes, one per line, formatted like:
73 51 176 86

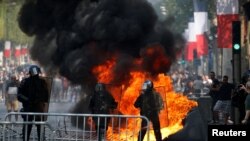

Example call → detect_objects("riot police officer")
134 80 163 141
18 65 49 141
89 83 117 141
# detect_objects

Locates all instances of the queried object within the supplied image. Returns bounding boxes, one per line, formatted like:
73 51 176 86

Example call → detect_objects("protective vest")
136 90 164 115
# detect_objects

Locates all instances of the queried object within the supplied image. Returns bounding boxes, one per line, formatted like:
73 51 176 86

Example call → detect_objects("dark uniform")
208 71 220 123
89 83 117 141
134 80 163 141
17 65 49 141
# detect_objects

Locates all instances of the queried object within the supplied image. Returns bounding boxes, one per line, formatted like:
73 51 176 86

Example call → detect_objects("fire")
92 59 116 83
92 60 197 140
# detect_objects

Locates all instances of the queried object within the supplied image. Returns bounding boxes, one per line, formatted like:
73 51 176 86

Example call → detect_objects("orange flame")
92 59 197 140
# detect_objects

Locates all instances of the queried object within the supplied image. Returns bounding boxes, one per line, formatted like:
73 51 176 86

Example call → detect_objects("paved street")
0 101 79 141
0 101 76 120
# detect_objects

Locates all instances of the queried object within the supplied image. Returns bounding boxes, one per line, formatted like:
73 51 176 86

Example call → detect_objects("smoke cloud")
18 0 184 87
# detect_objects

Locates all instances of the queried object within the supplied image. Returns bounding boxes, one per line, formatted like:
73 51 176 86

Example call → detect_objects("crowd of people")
169 69 250 125
169 70 212 97
208 71 250 125
0 67 82 104
0 64 84 141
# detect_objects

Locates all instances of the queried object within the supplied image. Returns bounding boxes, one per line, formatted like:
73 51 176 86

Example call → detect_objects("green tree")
0 0 6 39
0 0 33 44
157 0 216 33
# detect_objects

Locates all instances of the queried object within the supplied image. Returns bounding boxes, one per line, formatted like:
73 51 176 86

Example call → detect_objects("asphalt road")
0 101 75 120
0 101 81 141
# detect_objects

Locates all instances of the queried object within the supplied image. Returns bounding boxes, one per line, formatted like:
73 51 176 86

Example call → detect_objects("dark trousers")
238 105 246 122
22 115 45 141
211 99 218 121
138 112 162 141
93 117 110 141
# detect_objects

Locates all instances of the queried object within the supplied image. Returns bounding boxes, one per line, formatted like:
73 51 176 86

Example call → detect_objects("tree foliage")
0 0 248 44
0 0 33 44
160 0 249 33
159 0 217 33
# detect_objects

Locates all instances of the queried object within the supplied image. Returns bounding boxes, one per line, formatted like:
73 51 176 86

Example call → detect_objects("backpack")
154 92 164 112
142 91 164 113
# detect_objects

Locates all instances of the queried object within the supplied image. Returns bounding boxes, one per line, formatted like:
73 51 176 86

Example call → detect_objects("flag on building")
4 41 11 58
185 22 197 62
14 45 21 58
193 0 208 57
21 44 28 56
217 0 239 48
183 28 189 60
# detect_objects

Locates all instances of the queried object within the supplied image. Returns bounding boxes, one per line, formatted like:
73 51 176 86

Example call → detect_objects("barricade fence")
0 112 150 141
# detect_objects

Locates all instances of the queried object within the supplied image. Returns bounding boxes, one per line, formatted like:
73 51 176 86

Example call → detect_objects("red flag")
14 45 21 57
217 0 239 48
4 41 11 58
21 45 28 55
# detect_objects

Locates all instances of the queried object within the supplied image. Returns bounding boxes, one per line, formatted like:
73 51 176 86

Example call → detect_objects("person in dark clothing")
236 73 250 122
241 81 250 125
17 65 49 141
232 84 248 123
213 75 235 125
89 83 117 141
134 80 163 141
208 71 220 123
232 76 250 124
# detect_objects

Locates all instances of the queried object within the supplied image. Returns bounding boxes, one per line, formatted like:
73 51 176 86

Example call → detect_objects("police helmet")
29 65 41 76
141 80 153 91
95 83 106 92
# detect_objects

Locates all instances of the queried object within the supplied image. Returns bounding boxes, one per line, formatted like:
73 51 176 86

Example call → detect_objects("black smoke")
18 0 184 88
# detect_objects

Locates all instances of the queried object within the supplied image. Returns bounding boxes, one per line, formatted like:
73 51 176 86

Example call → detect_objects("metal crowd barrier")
0 112 150 141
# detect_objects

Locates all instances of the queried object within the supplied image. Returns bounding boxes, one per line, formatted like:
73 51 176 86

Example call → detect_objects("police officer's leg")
151 113 162 141
36 124 41 141
23 115 34 141
36 115 42 141
137 117 148 141
98 117 107 141
99 126 105 141
92 116 101 140
22 115 27 141
36 125 46 141
36 114 46 141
